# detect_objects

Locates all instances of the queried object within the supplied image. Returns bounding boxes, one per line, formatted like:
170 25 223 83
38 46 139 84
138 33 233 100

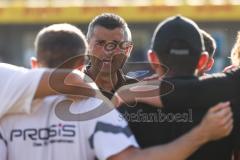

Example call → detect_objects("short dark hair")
151 16 204 75
35 23 87 68
201 29 216 57
86 13 131 41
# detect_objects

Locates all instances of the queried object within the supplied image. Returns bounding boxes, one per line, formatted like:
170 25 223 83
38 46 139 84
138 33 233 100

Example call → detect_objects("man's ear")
72 57 86 70
30 57 39 69
147 50 161 72
205 57 214 71
197 51 209 71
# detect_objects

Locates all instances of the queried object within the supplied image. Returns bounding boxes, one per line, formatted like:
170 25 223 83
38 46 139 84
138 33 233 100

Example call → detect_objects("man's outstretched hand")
111 80 169 108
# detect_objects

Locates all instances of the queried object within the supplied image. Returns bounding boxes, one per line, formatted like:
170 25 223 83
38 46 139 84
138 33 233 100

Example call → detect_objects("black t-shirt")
161 68 240 109
118 101 240 160
119 68 240 160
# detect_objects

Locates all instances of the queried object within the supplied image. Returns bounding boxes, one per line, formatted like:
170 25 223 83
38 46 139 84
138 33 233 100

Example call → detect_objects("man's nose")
103 47 121 55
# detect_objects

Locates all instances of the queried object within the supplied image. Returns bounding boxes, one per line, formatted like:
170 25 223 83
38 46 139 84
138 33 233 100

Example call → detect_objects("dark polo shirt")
85 67 138 99
118 74 240 160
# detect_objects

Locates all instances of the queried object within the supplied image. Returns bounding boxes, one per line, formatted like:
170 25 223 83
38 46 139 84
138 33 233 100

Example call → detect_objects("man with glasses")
85 13 137 99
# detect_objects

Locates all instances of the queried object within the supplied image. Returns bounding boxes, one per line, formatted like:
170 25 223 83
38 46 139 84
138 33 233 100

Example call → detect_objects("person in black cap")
118 15 240 160
149 15 208 77
148 16 240 160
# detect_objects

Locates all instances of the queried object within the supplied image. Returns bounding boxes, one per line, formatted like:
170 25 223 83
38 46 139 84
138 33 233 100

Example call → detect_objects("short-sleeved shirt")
119 74 240 160
0 96 138 160
0 63 45 117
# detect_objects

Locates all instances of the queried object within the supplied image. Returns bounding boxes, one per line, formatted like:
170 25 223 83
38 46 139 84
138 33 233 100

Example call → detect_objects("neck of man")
88 66 118 92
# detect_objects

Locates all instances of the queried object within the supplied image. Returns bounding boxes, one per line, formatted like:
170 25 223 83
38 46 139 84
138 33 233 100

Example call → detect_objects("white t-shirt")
0 96 138 160
0 63 45 117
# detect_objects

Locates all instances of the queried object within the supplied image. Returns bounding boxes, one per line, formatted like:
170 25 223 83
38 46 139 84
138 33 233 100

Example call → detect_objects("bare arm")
111 80 164 107
112 68 240 108
110 125 207 160
34 69 97 98
0 64 101 117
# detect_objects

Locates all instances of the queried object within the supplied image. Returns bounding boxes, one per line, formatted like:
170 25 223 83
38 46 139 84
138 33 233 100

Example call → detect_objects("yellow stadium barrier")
0 0 239 24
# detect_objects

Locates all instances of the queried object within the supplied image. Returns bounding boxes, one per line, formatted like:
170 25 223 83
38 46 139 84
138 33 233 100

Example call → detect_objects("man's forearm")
34 70 96 98
114 68 240 108
129 125 207 160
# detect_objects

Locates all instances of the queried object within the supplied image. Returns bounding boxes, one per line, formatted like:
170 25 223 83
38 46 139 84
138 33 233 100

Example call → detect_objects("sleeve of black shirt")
161 68 240 109
230 99 240 149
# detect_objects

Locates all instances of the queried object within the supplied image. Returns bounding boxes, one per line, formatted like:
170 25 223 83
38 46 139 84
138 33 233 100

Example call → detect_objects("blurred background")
0 0 239 72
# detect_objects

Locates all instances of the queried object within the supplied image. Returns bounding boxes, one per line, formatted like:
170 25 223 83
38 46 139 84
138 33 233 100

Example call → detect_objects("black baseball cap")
151 15 205 57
